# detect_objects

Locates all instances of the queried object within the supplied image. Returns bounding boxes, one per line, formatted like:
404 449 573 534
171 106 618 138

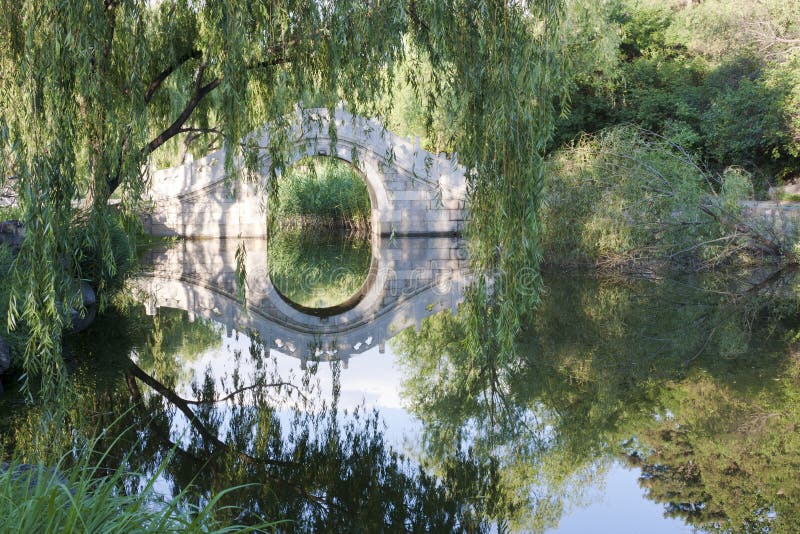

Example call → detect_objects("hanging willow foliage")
408 1 569 361
0 0 567 395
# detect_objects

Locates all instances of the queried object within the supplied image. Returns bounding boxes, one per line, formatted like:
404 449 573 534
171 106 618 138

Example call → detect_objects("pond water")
267 229 372 310
1 234 799 532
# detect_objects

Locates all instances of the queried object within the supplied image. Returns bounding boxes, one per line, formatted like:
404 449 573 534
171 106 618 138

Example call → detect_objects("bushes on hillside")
542 126 756 270
556 0 800 185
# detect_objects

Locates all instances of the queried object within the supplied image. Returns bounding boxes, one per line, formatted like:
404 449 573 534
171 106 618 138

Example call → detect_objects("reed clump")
271 157 371 232
0 447 270 533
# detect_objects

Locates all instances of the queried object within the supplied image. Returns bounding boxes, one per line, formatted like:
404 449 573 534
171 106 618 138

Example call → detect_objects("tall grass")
271 157 371 230
0 459 272 533
0 408 273 533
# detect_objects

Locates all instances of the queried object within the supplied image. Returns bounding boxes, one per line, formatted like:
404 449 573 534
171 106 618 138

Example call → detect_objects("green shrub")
616 2 675 59
553 0 800 183
701 77 785 166
271 157 371 229
542 126 754 270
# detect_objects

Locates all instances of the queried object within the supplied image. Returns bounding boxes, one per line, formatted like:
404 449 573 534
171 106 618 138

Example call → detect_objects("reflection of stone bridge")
143 106 468 238
130 238 468 366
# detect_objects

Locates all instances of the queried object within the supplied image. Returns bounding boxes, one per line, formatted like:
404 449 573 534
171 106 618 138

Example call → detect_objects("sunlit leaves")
1 1 569 396
407 0 569 361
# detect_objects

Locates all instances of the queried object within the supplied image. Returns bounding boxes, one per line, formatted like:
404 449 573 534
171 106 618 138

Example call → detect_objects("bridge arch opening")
144 107 466 239
267 156 375 315
269 156 373 231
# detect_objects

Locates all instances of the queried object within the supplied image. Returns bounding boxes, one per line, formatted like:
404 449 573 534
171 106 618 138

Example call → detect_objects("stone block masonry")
142 106 468 238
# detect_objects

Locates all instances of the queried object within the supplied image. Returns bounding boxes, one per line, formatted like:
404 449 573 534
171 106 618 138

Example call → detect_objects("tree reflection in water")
2 273 800 532
1 298 488 531
395 273 800 532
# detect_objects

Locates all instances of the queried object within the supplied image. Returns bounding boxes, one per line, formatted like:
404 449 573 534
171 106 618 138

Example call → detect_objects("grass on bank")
0 398 275 534
0 449 271 533
270 157 371 230
0 462 240 533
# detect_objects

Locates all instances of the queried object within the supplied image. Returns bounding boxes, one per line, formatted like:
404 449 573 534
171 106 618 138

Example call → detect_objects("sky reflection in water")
3 234 799 532
172 320 694 533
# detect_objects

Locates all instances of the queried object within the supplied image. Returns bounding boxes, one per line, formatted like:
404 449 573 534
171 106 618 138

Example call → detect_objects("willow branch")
125 373 204 465
106 29 332 199
145 50 202 103
128 361 291 467
143 76 221 156
107 71 221 194
698 203 783 254
127 361 329 508
406 0 430 34
182 380 309 405
141 52 300 159
143 27 310 105
667 234 740 259
175 127 224 136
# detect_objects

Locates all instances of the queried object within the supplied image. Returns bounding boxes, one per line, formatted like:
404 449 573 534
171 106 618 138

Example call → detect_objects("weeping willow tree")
0 0 567 394
408 1 569 368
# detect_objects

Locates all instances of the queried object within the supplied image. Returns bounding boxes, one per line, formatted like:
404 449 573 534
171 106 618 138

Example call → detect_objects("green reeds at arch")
270 157 371 232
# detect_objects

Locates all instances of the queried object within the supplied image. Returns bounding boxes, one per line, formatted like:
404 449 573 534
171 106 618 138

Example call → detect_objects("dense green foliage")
558 0 800 187
270 157 371 229
0 214 136 392
395 272 800 531
0 0 567 392
542 126 762 270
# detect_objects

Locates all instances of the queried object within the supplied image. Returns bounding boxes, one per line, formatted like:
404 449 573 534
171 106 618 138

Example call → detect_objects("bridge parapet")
143 107 468 238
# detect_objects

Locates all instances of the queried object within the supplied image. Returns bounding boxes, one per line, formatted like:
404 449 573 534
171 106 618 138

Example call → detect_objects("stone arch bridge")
130 237 469 367
142 107 468 237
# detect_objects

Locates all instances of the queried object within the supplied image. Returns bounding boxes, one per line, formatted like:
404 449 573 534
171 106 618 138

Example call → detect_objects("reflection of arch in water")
142 106 467 238
131 237 469 367
269 240 379 318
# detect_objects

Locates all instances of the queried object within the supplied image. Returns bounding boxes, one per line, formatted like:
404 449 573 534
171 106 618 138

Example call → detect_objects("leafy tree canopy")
0 0 568 393
555 0 800 182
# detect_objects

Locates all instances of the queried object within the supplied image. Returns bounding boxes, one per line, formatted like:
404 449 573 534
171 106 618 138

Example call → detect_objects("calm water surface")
1 234 798 532
267 229 372 309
